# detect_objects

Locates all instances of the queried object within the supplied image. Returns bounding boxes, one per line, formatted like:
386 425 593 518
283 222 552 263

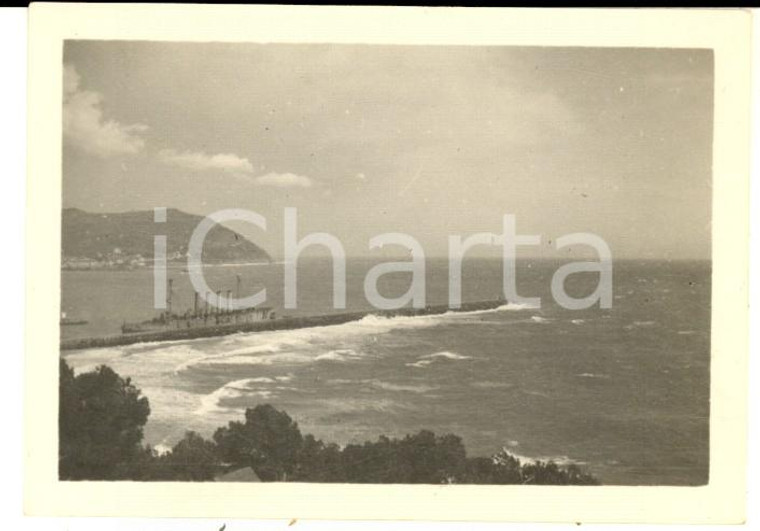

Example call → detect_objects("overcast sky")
63 42 713 259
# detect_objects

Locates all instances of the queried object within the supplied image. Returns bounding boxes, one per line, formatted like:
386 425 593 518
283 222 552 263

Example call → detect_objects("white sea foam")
174 305 525 372
420 351 472 361
153 443 172 456
172 345 275 373
442 302 539 321
326 378 436 393
469 302 539 314
503 301 537 310
531 316 549 323
68 343 212 381
315 349 363 362
406 359 435 368
326 378 354 385
315 397 411 414
193 352 314 368
406 350 472 368
64 349 124 374
369 380 437 393
577 373 610 379
102 300 541 381
173 313 438 372
195 377 275 416
571 319 585 325
499 448 585 467
75 299 538 375
126 386 202 429
471 381 513 389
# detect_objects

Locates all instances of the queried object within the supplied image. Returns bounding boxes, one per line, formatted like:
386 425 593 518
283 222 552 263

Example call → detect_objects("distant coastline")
61 258 272 272
61 207 271 270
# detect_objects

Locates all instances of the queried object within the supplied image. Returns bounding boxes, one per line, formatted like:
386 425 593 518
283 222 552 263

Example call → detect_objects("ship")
121 276 275 334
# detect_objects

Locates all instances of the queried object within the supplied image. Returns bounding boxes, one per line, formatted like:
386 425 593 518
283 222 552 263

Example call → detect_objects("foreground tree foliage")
59 359 150 480
336 431 468 483
59 360 599 485
214 405 303 481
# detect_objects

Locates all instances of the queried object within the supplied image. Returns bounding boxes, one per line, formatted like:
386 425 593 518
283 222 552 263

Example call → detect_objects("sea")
60 258 711 485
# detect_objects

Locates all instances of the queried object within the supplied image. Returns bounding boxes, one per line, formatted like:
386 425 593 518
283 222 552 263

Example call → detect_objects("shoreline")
61 260 273 272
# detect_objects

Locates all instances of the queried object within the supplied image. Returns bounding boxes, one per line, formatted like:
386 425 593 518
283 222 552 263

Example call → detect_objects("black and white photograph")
58 41 712 487
22 4 752 524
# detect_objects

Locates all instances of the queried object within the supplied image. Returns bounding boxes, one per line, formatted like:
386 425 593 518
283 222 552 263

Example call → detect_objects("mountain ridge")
61 207 270 268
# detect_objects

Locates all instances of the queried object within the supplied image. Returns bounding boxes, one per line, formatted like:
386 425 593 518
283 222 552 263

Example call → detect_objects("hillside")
62 208 270 267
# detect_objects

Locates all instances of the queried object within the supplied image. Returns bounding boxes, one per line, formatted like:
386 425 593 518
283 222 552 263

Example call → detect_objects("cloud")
158 148 254 174
158 150 309 188
63 64 148 157
255 172 313 188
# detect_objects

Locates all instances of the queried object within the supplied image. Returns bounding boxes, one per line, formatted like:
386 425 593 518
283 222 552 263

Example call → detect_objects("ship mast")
167 278 173 316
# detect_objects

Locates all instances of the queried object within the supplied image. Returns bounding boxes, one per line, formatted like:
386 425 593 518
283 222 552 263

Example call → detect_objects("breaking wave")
169 303 534 372
577 373 610 379
315 349 364 362
421 351 472 360
195 377 278 416
406 350 473 368
327 378 437 393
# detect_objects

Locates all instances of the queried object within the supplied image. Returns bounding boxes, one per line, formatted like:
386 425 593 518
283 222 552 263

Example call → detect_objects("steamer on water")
121 275 275 334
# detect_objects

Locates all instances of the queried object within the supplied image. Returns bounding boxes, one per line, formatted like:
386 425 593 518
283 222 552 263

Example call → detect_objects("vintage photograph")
58 41 713 487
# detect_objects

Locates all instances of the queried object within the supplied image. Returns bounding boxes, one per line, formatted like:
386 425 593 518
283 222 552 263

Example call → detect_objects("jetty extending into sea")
59 299 507 351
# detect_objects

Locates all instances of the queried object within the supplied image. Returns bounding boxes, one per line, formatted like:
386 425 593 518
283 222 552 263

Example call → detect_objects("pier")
59 299 506 351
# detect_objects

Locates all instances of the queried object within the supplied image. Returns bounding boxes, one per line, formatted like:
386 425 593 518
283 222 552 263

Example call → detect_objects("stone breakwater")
59 299 508 351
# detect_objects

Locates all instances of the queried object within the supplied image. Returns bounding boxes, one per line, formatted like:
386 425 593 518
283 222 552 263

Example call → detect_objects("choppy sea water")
61 258 710 485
